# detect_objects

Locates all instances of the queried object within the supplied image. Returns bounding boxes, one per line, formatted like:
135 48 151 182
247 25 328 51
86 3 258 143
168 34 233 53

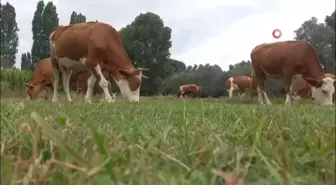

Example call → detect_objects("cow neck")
107 47 137 78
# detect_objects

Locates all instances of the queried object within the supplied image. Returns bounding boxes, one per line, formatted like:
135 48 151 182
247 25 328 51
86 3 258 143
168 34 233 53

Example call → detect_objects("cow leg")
84 72 96 103
52 68 60 102
100 92 105 102
228 88 234 99
240 90 246 97
93 64 113 103
262 90 272 105
255 77 272 105
62 69 73 102
283 75 294 104
179 91 184 98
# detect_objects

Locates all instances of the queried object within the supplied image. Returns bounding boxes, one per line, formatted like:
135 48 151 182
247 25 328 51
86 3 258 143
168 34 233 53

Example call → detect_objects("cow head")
114 68 149 103
25 83 41 100
307 77 336 106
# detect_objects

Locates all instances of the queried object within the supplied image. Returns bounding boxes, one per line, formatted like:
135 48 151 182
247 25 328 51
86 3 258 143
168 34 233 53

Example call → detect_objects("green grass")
0 97 335 185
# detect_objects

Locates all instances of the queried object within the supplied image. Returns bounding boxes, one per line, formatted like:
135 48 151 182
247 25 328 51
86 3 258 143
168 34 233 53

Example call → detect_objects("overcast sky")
6 0 335 70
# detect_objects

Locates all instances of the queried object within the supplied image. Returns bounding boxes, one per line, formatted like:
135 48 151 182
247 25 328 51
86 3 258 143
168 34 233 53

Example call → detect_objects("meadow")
0 95 335 185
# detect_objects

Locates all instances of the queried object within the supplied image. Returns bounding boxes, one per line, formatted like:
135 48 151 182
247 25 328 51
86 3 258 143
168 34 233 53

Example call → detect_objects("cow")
250 40 335 106
177 84 202 98
25 58 53 100
292 73 336 103
226 76 252 99
49 21 148 103
25 58 117 101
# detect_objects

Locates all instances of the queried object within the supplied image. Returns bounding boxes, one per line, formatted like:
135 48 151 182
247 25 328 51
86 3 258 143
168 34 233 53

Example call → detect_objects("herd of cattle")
24 21 336 106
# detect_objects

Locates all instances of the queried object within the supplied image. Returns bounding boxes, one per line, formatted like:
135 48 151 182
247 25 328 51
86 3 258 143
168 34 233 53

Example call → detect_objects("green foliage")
69 11 86 25
0 2 19 68
0 98 334 184
0 68 32 90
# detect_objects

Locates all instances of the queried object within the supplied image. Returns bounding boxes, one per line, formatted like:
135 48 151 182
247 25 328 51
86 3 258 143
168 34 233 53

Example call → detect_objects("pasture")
1 96 335 185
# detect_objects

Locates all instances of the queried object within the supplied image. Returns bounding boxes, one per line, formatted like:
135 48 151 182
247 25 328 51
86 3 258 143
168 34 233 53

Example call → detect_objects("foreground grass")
1 97 335 185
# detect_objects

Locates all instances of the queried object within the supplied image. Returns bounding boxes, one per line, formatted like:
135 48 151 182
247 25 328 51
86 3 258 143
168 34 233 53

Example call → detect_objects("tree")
119 12 175 95
31 0 45 67
325 11 335 31
31 1 59 68
325 11 335 60
69 11 86 25
26 52 32 69
294 17 335 73
21 52 32 70
0 2 19 68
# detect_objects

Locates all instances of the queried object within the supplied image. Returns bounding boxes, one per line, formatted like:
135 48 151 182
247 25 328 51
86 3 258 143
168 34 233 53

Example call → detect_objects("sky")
6 0 335 71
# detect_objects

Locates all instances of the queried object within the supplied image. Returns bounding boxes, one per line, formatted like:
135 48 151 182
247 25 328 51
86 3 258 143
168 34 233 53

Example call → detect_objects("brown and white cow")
226 76 252 99
25 58 117 101
250 40 335 106
177 84 201 98
49 21 148 103
292 73 336 103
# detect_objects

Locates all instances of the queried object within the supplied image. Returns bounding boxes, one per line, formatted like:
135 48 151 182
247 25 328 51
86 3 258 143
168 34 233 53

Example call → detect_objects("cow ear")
25 83 33 88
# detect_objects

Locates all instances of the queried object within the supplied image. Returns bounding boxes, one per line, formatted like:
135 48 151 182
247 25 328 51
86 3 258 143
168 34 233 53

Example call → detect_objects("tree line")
1 1 335 97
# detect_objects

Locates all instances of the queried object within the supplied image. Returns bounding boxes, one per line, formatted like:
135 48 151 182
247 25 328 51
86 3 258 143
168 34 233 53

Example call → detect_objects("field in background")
1 96 335 185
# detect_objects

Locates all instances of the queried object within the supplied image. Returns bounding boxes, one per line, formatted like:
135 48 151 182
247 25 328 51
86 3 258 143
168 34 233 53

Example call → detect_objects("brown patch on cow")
250 40 325 105
178 84 201 98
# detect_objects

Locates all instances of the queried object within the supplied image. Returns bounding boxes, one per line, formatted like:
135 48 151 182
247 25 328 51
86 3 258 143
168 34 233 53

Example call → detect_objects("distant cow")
250 41 335 106
177 84 202 98
49 21 148 103
25 58 116 100
226 76 252 99
292 73 336 103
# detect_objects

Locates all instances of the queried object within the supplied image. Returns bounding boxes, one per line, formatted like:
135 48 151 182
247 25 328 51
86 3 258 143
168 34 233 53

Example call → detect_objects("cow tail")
250 69 255 102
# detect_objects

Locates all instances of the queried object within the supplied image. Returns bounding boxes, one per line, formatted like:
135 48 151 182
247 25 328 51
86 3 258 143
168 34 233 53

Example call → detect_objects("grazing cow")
25 58 116 101
49 21 148 103
25 58 53 100
226 76 252 99
292 73 336 103
250 41 335 106
177 84 202 98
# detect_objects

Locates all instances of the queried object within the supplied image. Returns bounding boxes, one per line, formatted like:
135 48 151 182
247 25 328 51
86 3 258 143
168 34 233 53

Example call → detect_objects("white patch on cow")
228 77 239 99
58 57 87 70
114 77 141 103
310 77 335 106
